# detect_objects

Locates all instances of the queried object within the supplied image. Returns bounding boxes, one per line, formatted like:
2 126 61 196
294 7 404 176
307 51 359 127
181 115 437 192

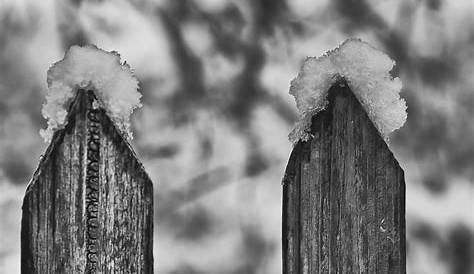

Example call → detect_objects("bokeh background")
0 0 473 273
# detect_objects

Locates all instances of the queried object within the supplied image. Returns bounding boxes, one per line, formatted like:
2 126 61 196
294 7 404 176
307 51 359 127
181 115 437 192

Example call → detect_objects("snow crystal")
289 38 407 144
40 45 141 143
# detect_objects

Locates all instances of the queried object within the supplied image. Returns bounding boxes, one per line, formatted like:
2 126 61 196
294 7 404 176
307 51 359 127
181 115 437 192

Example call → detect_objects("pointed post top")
283 82 406 273
22 88 153 273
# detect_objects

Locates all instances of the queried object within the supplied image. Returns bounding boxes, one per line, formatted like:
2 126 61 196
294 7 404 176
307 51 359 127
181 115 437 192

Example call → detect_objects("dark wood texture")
282 83 405 273
21 90 153 273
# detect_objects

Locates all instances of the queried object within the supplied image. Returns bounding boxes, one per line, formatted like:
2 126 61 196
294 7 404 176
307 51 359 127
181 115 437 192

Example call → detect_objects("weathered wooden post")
21 46 153 273
21 90 153 273
282 40 406 273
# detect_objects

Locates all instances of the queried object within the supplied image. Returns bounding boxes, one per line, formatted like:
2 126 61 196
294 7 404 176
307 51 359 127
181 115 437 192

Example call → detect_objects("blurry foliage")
0 0 473 273
166 206 216 241
411 222 473 274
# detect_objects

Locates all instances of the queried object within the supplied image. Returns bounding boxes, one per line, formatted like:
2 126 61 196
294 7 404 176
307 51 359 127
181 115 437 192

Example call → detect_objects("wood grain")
282 83 405 274
21 90 154 273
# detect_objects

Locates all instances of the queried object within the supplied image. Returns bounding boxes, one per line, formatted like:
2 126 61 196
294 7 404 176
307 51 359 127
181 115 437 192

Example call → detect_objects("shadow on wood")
21 90 153 273
282 83 406 273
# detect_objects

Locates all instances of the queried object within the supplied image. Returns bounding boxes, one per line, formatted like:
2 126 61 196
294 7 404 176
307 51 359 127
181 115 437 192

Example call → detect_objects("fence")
282 83 405 273
21 84 405 273
21 90 153 273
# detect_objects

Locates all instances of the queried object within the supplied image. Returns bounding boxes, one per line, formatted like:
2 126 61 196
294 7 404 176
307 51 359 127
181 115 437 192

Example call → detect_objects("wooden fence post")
282 83 406 273
21 90 154 273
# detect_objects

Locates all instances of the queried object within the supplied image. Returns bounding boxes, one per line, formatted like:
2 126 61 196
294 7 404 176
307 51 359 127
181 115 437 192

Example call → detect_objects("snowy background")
0 0 473 273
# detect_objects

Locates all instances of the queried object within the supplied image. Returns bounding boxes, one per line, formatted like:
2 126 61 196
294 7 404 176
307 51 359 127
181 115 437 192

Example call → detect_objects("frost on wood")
40 45 141 143
289 38 407 144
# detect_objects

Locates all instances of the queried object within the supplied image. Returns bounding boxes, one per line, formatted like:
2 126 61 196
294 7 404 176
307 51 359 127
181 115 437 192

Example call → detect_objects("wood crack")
85 105 101 273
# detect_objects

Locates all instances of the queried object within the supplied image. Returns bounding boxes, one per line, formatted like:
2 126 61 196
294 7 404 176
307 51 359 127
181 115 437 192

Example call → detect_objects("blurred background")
0 0 473 273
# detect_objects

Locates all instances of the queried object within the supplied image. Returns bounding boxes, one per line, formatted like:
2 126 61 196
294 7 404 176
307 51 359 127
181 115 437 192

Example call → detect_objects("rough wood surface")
282 83 405 274
21 90 154 273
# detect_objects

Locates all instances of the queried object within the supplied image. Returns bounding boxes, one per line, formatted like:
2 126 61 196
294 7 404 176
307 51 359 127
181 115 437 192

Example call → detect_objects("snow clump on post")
289 38 407 144
40 45 141 143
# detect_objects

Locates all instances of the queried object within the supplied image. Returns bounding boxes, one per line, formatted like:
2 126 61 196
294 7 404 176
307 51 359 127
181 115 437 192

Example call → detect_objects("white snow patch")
289 38 407 144
40 45 141 143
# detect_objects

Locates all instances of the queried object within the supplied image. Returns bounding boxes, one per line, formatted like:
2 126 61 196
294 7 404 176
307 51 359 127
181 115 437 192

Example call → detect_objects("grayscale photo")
0 0 472 273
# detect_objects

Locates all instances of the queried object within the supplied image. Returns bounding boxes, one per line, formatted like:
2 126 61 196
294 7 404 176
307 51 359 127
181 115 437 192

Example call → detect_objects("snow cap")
40 45 142 143
289 38 407 144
